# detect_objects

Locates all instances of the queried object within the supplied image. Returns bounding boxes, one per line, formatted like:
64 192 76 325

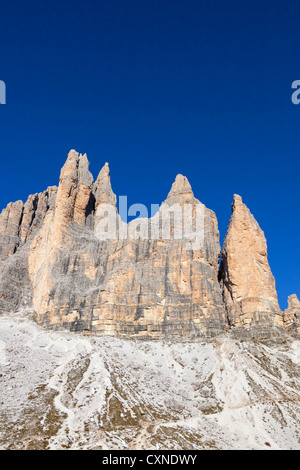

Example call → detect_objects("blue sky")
0 0 299 308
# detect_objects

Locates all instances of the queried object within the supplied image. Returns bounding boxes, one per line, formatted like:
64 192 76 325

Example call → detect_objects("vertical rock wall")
219 194 283 337
0 149 297 339
28 151 226 338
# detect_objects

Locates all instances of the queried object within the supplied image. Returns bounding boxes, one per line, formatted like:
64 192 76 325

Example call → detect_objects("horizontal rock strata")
283 295 300 335
28 151 226 338
0 150 297 339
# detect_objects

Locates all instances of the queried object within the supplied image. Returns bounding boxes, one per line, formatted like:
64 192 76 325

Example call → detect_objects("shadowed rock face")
219 194 283 336
0 150 294 339
0 200 23 262
0 187 57 263
0 188 57 314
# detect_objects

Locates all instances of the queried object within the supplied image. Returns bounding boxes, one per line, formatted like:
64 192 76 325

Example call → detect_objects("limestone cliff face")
0 187 57 264
283 295 300 335
219 195 283 336
0 150 296 339
28 151 226 338
0 200 23 263
0 187 57 314
52 150 93 243
28 150 94 318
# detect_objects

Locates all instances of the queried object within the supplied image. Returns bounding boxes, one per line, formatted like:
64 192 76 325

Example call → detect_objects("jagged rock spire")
1 148 297 339
0 187 57 264
55 150 93 231
28 154 226 337
94 162 117 207
219 194 283 330
0 200 23 262
166 174 194 203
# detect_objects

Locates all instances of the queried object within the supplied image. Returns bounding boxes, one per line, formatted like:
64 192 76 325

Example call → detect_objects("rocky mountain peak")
168 173 193 195
232 193 243 208
94 162 117 207
287 294 300 309
166 174 194 205
0 149 297 340
219 194 283 333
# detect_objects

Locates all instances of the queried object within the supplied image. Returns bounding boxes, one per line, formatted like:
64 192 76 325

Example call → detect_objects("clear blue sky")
0 1 299 309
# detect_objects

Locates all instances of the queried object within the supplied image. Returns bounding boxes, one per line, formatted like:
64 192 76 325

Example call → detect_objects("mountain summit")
0 150 298 339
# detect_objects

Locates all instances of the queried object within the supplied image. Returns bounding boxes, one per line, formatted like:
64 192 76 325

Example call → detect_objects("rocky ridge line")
0 150 298 339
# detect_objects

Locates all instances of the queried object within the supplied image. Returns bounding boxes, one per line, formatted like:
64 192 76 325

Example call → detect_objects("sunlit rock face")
0 149 294 339
28 151 226 338
219 194 284 338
